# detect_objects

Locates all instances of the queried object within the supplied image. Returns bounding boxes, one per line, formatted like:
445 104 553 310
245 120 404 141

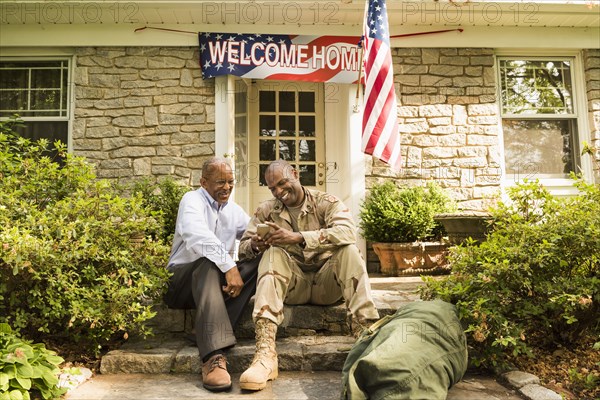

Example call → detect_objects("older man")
237 160 379 391
164 157 259 392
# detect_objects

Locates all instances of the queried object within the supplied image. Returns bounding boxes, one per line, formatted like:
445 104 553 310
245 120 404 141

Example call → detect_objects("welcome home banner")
199 32 361 83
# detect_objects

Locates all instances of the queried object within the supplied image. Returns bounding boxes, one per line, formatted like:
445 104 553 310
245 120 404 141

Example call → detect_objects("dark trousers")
164 257 259 359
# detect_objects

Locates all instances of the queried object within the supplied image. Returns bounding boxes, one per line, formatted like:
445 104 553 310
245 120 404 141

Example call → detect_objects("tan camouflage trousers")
252 245 380 325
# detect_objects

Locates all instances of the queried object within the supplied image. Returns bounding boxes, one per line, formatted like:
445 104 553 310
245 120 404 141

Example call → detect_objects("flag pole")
353 47 364 113
354 0 370 113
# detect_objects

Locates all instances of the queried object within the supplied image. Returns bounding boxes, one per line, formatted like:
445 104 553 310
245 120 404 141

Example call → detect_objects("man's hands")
250 233 270 254
222 266 244 298
263 222 304 246
249 221 304 253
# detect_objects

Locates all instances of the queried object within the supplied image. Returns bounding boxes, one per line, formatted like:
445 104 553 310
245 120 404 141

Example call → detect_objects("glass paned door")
249 81 325 209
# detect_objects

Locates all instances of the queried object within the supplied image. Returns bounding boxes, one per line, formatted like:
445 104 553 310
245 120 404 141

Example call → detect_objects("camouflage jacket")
238 188 357 269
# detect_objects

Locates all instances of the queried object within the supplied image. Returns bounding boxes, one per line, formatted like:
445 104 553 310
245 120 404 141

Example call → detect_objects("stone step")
100 334 356 375
147 276 425 339
101 276 433 374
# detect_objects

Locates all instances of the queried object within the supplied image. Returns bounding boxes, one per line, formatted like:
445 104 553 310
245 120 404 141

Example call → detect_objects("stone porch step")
101 276 432 374
100 334 356 375
147 276 425 339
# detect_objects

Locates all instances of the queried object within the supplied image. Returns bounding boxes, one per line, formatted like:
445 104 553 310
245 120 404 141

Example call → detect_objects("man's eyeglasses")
213 179 236 188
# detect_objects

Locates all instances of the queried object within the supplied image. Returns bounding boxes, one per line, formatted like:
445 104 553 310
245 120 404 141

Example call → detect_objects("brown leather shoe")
201 354 231 391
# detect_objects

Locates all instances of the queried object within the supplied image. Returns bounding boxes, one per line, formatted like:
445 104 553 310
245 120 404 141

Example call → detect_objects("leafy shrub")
131 176 191 243
0 119 95 213
420 178 600 369
359 181 456 243
0 118 171 353
0 323 66 400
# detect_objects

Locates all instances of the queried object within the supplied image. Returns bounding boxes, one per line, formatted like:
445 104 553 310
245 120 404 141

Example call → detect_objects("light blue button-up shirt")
167 188 250 273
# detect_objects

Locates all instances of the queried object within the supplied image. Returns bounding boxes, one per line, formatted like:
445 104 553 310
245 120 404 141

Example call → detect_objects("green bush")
0 323 66 400
131 176 191 243
420 178 600 368
0 118 171 353
0 119 95 214
359 181 456 243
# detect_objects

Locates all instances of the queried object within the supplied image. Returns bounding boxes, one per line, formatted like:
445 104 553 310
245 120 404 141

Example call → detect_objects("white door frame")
215 75 236 160
215 78 367 255
324 83 367 255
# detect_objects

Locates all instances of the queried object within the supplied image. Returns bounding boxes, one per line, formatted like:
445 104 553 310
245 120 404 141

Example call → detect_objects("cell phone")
256 223 271 238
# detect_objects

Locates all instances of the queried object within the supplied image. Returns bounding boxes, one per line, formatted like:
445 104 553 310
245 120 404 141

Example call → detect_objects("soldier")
237 160 380 391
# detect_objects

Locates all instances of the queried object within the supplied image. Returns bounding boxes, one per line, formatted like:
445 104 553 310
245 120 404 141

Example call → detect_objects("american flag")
361 0 402 171
199 32 361 83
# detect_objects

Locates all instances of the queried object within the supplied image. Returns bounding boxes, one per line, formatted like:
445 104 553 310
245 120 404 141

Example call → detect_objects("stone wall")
73 46 503 200
72 47 597 191
365 48 502 211
72 47 214 186
584 49 600 182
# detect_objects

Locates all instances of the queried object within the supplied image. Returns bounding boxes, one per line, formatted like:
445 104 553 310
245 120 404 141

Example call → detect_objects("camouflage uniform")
239 188 379 325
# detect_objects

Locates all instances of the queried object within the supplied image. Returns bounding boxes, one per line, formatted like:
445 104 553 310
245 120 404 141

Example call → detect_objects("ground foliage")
0 323 66 400
420 178 600 399
511 333 599 400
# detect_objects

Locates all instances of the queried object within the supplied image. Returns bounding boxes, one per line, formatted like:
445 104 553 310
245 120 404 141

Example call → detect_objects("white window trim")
0 54 75 152
495 49 593 197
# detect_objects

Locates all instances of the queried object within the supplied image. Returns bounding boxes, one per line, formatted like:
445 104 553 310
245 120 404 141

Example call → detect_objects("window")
0 59 70 147
247 80 325 210
499 58 580 182
255 86 321 187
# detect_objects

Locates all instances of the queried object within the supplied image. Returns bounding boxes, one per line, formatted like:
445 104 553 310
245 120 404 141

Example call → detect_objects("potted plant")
359 181 457 276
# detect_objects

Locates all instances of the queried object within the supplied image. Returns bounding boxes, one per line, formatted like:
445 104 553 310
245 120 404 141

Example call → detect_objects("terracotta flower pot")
372 242 449 276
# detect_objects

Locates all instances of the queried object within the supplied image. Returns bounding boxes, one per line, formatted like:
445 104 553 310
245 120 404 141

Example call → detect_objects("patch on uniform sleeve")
319 230 329 244
324 195 338 203
254 207 261 217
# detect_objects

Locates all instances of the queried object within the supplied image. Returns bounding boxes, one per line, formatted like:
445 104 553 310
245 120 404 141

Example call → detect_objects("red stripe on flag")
366 87 395 154
362 43 394 152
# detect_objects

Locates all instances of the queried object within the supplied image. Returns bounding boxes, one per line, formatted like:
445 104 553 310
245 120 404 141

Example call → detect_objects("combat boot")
239 318 278 391
349 315 376 339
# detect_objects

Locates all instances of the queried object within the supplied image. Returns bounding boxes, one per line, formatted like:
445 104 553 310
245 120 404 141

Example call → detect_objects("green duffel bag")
341 300 468 400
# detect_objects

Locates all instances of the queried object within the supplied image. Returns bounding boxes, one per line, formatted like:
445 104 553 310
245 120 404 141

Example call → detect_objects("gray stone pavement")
66 370 525 400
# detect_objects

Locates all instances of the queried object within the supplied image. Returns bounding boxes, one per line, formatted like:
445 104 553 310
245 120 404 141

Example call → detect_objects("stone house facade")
67 45 600 208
